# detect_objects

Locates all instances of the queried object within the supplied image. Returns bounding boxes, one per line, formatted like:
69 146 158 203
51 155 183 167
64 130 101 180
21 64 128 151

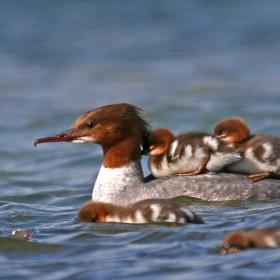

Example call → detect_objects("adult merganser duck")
147 128 242 177
78 199 203 224
221 229 280 254
214 118 280 182
35 103 280 205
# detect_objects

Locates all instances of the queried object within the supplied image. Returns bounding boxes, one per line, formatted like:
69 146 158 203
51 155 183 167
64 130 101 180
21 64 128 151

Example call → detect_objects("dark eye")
86 121 95 128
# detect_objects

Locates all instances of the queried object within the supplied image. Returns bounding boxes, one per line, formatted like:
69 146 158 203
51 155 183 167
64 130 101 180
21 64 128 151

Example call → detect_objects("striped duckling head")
214 118 251 145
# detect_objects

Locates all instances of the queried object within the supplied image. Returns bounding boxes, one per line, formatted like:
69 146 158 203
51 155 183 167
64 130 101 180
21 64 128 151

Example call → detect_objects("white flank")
262 142 273 159
121 216 134 224
170 140 179 159
106 215 121 223
264 236 278 247
185 145 193 158
150 155 172 177
178 217 186 224
165 212 177 223
227 147 265 174
203 136 218 150
150 204 162 221
246 147 257 161
195 147 206 159
135 209 147 223
246 146 277 173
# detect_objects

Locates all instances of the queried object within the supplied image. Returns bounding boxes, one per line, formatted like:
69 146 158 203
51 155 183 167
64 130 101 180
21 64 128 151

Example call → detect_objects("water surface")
1 1 280 279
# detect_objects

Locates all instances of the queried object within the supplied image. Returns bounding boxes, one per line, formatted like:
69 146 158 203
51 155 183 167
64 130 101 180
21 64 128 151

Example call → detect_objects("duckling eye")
86 121 95 128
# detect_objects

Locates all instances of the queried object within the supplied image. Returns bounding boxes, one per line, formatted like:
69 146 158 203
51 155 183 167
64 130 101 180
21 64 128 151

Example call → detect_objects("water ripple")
1 1 280 279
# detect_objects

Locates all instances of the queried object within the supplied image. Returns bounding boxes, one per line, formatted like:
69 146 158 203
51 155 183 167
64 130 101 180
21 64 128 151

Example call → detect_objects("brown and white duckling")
78 199 204 224
214 118 280 182
147 128 242 178
221 229 280 254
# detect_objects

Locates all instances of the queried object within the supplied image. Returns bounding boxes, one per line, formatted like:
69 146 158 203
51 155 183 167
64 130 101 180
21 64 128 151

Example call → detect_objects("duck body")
92 163 280 205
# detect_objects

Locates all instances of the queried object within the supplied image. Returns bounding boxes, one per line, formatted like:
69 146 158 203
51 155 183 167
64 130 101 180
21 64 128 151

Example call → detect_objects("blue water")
1 1 280 279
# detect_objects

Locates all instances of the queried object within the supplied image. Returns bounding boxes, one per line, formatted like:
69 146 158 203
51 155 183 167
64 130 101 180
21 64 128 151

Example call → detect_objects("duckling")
78 199 204 224
147 128 242 178
221 229 280 254
214 118 280 182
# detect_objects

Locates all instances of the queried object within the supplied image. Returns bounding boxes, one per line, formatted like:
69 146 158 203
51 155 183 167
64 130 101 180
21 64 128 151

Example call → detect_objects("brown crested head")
214 118 251 144
34 104 149 168
221 231 251 254
78 202 108 223
148 128 175 156
70 103 148 148
35 103 148 148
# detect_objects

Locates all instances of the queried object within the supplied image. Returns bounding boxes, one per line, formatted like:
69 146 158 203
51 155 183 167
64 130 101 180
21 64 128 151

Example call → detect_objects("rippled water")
1 1 280 279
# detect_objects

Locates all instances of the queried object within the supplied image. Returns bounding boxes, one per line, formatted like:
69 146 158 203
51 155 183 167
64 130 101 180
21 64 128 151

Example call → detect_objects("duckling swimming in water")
79 199 203 224
221 228 280 254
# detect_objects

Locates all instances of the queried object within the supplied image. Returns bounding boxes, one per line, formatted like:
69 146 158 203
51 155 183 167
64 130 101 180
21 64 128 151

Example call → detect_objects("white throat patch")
72 136 93 143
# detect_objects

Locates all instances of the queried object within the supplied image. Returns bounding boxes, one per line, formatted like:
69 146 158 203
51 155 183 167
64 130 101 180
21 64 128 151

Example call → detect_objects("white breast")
92 162 143 202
